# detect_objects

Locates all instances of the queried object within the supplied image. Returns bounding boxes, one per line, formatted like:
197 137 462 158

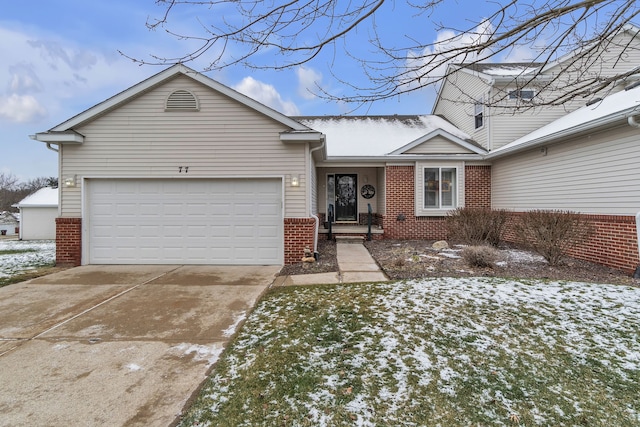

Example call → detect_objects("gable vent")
165 90 199 111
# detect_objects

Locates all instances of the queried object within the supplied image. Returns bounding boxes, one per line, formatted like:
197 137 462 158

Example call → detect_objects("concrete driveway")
0 264 279 426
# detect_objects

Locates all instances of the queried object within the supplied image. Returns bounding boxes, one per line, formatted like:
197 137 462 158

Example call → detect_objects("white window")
474 101 484 129
508 89 534 100
424 167 457 209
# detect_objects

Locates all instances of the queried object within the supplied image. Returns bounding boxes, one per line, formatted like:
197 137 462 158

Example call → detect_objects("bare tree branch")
123 0 640 109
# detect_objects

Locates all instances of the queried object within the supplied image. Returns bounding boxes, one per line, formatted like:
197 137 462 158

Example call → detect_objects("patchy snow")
0 239 55 278
222 311 247 337
298 115 471 156
125 363 142 372
186 278 640 426
171 343 224 367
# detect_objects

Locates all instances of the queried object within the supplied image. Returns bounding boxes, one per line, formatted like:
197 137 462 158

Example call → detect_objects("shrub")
446 208 508 247
514 210 593 266
462 245 499 268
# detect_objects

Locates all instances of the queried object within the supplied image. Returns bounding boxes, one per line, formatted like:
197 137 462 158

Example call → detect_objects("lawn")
0 239 56 286
178 278 640 426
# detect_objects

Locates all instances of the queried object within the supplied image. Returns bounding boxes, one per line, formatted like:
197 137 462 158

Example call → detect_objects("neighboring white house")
0 212 19 236
14 187 59 240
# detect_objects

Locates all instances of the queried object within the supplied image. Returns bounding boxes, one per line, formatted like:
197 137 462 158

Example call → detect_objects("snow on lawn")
181 278 640 427
0 240 55 278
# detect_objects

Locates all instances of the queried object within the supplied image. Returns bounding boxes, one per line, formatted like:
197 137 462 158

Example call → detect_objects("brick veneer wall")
56 217 82 266
503 212 639 273
465 165 491 208
382 165 492 239
284 218 316 264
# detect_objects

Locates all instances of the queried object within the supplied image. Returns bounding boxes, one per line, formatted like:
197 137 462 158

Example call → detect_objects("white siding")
19 207 57 240
403 135 475 154
433 72 491 149
492 124 640 215
60 75 307 218
377 167 386 216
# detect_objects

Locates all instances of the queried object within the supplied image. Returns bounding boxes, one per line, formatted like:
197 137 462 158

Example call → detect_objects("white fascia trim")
388 129 487 155
31 131 84 144
50 64 311 132
279 131 325 142
324 154 484 163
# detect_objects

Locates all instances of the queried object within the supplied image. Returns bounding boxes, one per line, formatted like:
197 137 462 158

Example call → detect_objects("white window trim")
414 162 464 217
474 100 484 130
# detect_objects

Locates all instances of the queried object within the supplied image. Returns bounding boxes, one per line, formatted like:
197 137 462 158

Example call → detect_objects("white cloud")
296 66 323 100
0 94 47 123
234 76 300 115
404 20 495 87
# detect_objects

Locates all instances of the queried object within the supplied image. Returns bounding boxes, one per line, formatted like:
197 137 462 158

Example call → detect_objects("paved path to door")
275 241 388 286
0 265 279 427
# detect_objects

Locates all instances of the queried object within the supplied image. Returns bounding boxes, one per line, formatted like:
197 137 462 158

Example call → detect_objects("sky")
0 0 533 180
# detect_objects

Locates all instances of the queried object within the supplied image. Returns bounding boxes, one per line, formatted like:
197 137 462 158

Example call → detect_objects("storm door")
334 174 358 221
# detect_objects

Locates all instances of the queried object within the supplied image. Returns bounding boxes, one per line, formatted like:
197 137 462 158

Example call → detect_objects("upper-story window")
508 89 534 100
474 100 484 129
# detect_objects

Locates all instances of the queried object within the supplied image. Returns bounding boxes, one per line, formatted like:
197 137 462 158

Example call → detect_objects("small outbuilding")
14 187 58 240
0 212 19 236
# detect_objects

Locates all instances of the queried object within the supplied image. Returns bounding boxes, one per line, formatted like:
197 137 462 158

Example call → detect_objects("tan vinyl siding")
403 136 475 154
492 124 640 215
377 167 386 215
60 75 307 217
433 71 490 149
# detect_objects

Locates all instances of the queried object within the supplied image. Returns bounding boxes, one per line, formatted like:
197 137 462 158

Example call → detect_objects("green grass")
0 249 37 255
0 263 57 287
178 278 640 426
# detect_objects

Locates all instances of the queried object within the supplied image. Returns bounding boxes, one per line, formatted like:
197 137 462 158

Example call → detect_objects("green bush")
514 210 593 266
462 245 499 268
446 208 508 247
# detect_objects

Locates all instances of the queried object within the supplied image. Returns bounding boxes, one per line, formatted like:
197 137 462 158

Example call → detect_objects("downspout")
628 115 640 277
309 137 326 260
46 143 59 153
628 114 640 128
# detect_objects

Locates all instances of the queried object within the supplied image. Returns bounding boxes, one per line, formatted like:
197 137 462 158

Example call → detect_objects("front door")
334 174 357 221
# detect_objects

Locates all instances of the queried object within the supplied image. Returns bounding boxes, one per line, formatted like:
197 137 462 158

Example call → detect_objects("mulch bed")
279 239 638 287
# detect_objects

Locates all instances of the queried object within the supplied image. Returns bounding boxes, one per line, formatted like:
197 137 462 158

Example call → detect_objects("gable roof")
295 115 477 157
0 212 19 225
487 83 640 159
15 187 59 208
34 64 313 144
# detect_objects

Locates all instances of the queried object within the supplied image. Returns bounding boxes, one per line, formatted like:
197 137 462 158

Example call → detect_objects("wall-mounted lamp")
63 175 77 188
291 175 300 187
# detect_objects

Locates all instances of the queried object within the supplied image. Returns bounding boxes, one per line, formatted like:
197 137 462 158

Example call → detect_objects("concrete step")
335 235 364 244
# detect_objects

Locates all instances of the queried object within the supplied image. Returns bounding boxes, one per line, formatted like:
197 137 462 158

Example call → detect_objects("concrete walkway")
276 241 388 286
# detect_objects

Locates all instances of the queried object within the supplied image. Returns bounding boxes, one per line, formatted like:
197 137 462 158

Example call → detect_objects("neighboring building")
31 25 640 273
14 187 58 240
0 212 19 236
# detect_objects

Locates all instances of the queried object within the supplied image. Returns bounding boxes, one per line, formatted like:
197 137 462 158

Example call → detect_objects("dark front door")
335 174 357 221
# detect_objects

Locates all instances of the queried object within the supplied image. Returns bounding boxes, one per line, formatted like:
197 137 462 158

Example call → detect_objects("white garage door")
87 179 283 265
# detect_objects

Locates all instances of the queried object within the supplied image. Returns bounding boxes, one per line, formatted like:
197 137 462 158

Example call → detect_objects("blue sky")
1 0 525 180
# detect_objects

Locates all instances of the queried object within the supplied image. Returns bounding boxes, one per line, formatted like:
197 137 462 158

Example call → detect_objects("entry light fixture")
291 174 300 187
63 175 77 188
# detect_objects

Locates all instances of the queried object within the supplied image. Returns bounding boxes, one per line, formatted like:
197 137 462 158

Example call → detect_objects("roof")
488 84 640 158
295 115 474 157
15 187 59 208
34 64 317 144
461 62 542 77
0 211 19 225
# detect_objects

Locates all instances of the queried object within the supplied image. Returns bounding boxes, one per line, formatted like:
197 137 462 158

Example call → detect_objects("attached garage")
85 178 283 265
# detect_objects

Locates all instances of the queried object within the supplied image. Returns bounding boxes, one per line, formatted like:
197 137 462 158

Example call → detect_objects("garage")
86 178 283 265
